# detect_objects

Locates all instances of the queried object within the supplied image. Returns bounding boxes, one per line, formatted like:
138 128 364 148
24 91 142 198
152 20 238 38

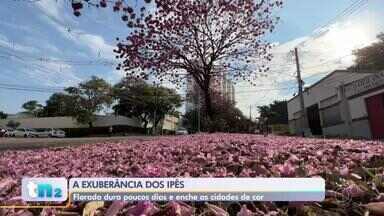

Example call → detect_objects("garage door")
365 93 384 139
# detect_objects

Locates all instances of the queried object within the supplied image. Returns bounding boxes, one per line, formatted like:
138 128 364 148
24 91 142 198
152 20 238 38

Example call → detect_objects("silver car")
33 128 52 138
13 128 33 138
50 129 66 138
4 129 15 137
176 129 188 135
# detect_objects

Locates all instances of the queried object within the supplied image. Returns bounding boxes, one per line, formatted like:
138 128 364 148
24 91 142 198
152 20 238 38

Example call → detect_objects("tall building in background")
186 72 235 112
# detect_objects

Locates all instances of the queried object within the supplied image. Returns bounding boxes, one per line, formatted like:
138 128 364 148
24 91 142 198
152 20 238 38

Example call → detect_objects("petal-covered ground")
0 134 384 215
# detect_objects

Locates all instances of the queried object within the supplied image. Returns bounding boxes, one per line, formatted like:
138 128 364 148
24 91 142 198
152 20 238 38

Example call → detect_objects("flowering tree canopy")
69 0 153 16
113 0 282 116
46 0 283 117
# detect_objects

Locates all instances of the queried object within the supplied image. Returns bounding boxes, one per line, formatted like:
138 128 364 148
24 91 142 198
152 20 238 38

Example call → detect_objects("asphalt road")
0 136 154 151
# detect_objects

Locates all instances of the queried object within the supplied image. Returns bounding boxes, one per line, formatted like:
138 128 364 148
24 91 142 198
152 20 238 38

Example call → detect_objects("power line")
301 54 354 70
297 0 368 48
0 83 65 91
0 46 117 66
0 82 296 95
312 0 367 34
0 86 60 93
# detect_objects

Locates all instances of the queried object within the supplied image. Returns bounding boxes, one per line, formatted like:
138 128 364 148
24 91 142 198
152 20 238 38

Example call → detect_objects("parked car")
13 128 35 138
50 129 66 138
33 128 52 138
176 128 188 135
0 128 6 137
28 129 40 138
4 129 15 137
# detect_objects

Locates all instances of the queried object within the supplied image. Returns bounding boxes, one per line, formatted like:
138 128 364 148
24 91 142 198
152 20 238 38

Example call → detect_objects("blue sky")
0 0 383 115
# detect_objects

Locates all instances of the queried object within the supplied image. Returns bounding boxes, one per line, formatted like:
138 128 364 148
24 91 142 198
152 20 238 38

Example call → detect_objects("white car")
50 129 66 138
0 128 6 137
13 128 34 138
4 129 15 137
27 128 66 138
176 129 188 135
33 128 53 138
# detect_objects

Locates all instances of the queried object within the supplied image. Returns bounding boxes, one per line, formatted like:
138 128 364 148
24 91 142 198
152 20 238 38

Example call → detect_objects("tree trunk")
202 88 214 119
143 121 148 134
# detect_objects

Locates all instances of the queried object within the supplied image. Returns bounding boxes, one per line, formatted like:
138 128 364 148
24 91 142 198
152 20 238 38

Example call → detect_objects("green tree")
350 33 384 71
65 76 113 127
0 111 7 119
6 120 20 129
22 100 43 117
43 93 77 117
257 100 288 125
113 77 182 133
183 90 252 133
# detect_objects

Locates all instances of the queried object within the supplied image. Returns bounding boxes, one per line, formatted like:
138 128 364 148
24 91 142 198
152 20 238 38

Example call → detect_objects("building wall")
288 71 371 120
0 115 180 133
162 115 179 131
0 116 142 129
94 115 141 127
351 119 371 138
0 117 85 129
347 88 384 138
322 124 349 137
349 88 384 120
288 70 381 138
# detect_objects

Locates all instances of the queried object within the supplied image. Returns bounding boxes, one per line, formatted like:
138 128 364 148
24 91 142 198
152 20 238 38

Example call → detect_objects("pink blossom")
339 167 349 176
0 133 383 214
126 201 159 216
274 163 296 177
342 183 366 198
105 201 127 216
206 203 229 216
237 205 255 216
165 201 193 216
287 154 300 164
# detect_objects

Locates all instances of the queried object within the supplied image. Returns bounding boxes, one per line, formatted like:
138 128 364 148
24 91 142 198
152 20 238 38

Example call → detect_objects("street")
0 136 154 151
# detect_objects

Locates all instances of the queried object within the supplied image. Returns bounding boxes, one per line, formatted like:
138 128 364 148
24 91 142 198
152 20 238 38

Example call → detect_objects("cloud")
76 33 116 59
235 9 383 115
35 0 67 23
0 20 34 34
34 1 108 51
8 56 82 87
0 34 39 54
35 3 117 62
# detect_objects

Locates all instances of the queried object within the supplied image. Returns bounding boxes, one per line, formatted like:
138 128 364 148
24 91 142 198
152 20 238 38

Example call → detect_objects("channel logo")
22 178 68 202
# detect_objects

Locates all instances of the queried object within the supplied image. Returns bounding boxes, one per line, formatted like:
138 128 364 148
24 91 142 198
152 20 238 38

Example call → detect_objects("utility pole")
294 47 308 136
249 105 252 121
153 84 158 136
197 90 201 133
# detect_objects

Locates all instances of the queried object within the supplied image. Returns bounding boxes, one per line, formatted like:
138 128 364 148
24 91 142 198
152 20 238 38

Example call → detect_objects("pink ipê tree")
71 0 282 118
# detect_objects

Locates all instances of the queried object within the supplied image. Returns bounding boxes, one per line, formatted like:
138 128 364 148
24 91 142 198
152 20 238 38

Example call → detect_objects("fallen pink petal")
0 134 382 214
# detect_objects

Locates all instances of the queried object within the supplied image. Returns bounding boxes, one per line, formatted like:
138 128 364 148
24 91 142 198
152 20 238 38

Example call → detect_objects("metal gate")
365 93 384 139
307 104 323 135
